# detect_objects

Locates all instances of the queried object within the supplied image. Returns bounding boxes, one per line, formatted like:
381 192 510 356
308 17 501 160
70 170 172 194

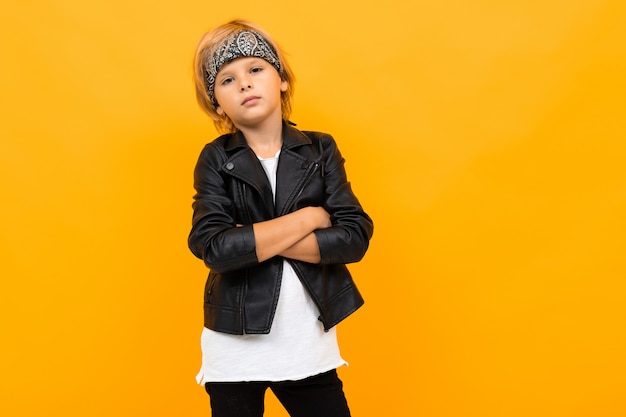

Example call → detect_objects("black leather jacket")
188 123 374 335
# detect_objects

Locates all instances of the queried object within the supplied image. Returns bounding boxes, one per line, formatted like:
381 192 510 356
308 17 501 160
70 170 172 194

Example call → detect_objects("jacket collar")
223 121 311 153
220 121 314 217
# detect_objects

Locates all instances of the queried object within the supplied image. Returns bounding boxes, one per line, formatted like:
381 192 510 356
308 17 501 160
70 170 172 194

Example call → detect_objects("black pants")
204 369 351 417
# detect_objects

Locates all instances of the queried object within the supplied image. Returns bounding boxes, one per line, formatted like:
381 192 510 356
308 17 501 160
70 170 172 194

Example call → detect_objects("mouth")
241 96 260 106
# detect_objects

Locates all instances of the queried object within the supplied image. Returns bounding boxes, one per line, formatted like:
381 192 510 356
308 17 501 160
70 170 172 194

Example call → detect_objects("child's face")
214 57 287 129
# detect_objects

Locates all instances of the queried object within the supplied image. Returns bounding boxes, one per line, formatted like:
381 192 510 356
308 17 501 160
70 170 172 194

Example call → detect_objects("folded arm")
253 207 329 263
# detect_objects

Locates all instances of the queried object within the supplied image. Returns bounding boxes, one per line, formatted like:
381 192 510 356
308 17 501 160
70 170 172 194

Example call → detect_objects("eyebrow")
217 58 268 79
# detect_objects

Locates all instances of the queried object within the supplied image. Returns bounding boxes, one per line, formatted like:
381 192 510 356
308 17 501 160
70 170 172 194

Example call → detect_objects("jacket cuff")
314 228 335 264
207 224 258 273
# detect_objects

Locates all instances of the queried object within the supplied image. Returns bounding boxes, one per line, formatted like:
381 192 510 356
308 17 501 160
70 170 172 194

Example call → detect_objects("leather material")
189 123 374 334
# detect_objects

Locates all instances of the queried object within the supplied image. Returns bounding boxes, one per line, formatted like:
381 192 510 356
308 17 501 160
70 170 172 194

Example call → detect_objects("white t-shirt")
196 150 346 383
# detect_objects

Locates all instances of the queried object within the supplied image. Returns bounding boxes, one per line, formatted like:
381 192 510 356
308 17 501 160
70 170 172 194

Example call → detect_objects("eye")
220 77 234 85
250 67 263 74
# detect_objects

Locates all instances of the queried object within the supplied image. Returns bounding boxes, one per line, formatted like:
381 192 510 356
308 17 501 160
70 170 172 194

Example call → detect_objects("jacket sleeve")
313 134 374 265
188 143 258 273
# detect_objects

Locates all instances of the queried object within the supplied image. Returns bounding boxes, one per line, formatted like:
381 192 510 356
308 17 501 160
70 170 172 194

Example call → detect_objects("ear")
280 79 288 92
216 106 224 116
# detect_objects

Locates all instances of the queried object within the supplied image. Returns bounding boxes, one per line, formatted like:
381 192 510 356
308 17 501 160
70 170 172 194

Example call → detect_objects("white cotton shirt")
196 150 347 384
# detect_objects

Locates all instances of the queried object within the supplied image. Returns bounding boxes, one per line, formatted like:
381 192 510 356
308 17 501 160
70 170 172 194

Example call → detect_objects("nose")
239 78 252 92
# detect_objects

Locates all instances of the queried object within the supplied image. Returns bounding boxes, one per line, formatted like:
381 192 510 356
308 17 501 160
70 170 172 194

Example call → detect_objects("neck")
237 115 284 159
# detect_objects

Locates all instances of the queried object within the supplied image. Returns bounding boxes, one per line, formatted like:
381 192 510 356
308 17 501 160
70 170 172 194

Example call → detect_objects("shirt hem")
195 360 348 385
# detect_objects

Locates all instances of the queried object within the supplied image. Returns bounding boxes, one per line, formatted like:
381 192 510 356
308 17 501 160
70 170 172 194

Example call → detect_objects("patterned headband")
205 30 282 108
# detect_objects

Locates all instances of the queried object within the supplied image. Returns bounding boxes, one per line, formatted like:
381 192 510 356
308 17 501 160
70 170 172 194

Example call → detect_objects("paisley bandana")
205 30 282 108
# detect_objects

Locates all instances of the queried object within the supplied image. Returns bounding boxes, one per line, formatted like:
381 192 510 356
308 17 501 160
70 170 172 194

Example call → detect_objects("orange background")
2 1 625 416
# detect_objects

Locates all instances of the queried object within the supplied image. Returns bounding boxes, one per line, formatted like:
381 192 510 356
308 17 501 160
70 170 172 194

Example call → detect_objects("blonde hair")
192 20 296 134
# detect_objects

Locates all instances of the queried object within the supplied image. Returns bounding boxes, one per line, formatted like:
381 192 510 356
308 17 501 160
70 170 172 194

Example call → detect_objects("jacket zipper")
281 161 320 216
207 275 217 302
241 182 253 224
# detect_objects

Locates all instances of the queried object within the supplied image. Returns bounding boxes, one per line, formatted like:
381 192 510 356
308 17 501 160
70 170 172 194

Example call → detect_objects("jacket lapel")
274 124 313 216
222 132 275 215
221 125 314 218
